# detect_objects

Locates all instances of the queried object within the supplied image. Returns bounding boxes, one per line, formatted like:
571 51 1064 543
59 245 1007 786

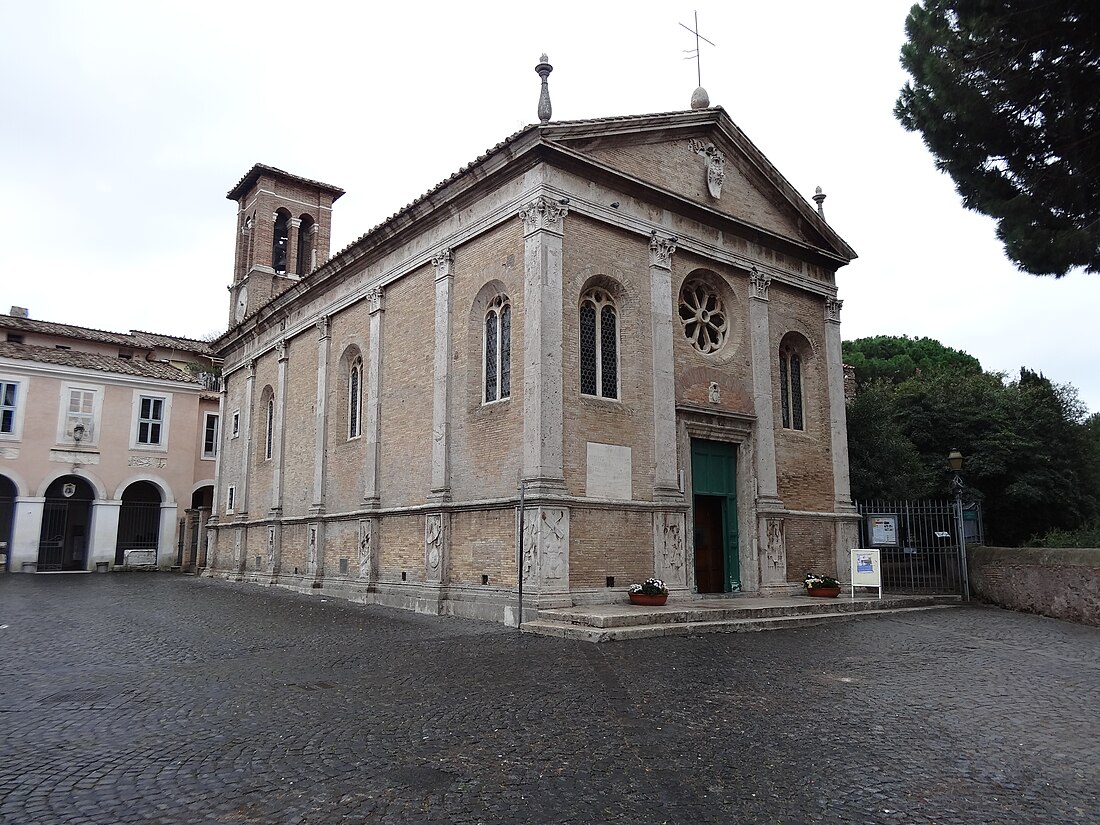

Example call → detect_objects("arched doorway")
38 476 95 572
0 475 15 573
184 486 214 572
115 481 163 566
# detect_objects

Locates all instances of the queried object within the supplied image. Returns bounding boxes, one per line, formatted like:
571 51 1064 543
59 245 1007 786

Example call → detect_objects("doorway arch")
115 481 163 566
38 475 95 572
0 474 15 572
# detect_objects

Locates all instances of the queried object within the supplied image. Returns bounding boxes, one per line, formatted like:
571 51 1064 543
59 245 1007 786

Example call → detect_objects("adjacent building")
0 310 219 573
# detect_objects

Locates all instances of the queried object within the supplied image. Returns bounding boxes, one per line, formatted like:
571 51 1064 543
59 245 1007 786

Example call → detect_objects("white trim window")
231 410 240 439
226 485 236 513
580 288 619 399
348 357 362 439
202 412 220 459
58 383 104 446
483 294 511 403
137 396 165 446
0 379 21 438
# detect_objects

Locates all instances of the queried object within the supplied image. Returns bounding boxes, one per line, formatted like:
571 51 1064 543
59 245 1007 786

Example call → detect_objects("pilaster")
357 517 378 585
363 287 385 507
747 268 782 510
417 512 448 615
825 297 856 513
649 231 681 500
519 194 567 494
429 250 454 502
287 217 302 278
9 498 44 572
239 360 256 514
519 504 571 608
312 316 331 513
270 339 288 514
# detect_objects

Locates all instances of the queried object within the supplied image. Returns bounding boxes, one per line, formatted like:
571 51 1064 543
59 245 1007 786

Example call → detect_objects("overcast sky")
2 1 1097 415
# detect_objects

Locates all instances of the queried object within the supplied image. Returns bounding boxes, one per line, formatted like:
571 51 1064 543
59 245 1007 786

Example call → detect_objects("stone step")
537 595 959 629
521 604 958 643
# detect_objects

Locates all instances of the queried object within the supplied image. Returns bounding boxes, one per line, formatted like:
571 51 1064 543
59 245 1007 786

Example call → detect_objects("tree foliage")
846 338 1099 545
895 1 1100 276
843 335 982 386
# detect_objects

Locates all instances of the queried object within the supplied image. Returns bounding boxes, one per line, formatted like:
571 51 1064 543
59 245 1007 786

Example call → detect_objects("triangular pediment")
539 109 854 262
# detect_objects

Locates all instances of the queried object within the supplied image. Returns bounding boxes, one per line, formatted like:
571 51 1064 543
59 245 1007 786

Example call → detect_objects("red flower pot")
628 592 668 606
807 586 841 598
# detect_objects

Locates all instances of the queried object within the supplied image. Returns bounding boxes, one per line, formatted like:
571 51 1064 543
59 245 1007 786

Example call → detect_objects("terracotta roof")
227 163 345 202
0 315 214 358
0 314 137 346
129 330 214 355
0 342 201 384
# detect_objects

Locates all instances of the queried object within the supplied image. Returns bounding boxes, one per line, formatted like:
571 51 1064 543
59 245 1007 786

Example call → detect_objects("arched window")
348 357 362 438
779 343 805 431
484 295 511 403
580 288 618 399
272 209 291 273
296 215 315 277
265 396 275 459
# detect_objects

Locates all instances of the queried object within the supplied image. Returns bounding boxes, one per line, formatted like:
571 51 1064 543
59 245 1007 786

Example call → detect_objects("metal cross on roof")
679 11 716 88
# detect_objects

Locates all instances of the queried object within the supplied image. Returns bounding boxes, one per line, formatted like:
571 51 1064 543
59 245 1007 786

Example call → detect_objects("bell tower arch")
226 164 344 327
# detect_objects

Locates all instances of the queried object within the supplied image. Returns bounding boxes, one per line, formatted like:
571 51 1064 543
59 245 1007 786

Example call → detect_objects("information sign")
849 548 882 599
866 514 899 547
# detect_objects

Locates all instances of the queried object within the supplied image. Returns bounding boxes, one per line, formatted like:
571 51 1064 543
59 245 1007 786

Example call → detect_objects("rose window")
678 279 727 354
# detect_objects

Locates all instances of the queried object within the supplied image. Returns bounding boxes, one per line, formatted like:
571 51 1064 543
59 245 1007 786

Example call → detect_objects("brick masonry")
969 545 1100 626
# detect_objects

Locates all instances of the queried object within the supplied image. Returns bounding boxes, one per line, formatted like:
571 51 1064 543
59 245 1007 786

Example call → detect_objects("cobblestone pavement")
1 576 1097 825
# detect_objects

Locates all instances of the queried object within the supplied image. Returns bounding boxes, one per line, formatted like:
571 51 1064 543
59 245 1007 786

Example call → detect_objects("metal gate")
115 502 161 565
856 499 983 594
38 501 68 572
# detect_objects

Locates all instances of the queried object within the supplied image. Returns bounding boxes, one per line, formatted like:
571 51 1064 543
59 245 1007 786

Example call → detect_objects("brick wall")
281 335 318 517
563 216 655 500
569 507 653 589
326 302 371 514
451 223 524 502
378 266 433 507
784 516 835 580
449 508 515 586
969 546 1100 626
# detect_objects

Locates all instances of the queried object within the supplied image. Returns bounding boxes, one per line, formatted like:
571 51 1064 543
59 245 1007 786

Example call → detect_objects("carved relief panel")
424 513 447 584
653 512 687 588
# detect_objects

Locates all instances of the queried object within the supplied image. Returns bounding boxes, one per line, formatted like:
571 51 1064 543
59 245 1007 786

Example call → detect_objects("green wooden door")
690 439 740 592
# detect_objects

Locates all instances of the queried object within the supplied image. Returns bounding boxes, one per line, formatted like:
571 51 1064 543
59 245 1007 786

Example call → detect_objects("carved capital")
367 286 384 315
749 267 772 301
688 138 725 199
649 231 678 270
432 248 454 280
825 296 843 323
275 338 288 361
316 314 330 340
246 359 257 379
519 195 568 236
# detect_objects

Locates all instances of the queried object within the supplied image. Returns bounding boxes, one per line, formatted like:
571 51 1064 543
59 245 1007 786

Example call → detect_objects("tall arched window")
348 357 362 438
580 288 618 399
272 209 291 273
779 343 805 431
484 295 511 403
265 396 275 459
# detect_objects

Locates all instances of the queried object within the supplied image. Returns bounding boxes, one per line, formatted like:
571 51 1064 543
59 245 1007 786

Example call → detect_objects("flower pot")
628 592 668 606
806 586 841 598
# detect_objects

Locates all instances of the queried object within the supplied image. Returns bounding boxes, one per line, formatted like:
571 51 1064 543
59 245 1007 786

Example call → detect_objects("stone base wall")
969 546 1100 627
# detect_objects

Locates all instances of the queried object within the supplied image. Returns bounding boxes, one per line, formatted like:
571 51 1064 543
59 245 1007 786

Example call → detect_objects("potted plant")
628 578 669 606
803 573 842 598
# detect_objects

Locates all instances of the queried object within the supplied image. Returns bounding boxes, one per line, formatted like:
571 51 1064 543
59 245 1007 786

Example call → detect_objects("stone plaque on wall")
585 443 632 500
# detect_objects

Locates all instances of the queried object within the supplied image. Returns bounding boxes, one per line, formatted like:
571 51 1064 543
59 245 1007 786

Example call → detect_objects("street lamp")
947 449 970 601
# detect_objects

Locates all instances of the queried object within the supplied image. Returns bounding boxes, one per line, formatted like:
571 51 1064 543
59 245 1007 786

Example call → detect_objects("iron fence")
855 499 983 595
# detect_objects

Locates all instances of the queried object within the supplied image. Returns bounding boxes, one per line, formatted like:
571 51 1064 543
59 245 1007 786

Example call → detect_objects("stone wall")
968 546 1100 627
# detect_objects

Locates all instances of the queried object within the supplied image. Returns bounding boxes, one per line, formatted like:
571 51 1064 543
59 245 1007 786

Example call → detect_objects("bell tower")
226 164 344 327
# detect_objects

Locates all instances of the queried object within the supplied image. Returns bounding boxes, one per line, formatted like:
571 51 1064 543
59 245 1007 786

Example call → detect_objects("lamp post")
947 449 970 602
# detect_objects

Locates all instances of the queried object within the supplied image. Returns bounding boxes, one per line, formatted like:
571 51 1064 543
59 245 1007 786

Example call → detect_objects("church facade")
206 104 859 623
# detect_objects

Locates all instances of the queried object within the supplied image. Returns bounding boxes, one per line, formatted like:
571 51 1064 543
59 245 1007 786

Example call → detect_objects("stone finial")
813 186 826 218
690 86 710 109
536 54 553 123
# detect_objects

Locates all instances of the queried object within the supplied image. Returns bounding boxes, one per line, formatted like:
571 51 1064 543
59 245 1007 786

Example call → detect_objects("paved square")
1 575 1097 824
